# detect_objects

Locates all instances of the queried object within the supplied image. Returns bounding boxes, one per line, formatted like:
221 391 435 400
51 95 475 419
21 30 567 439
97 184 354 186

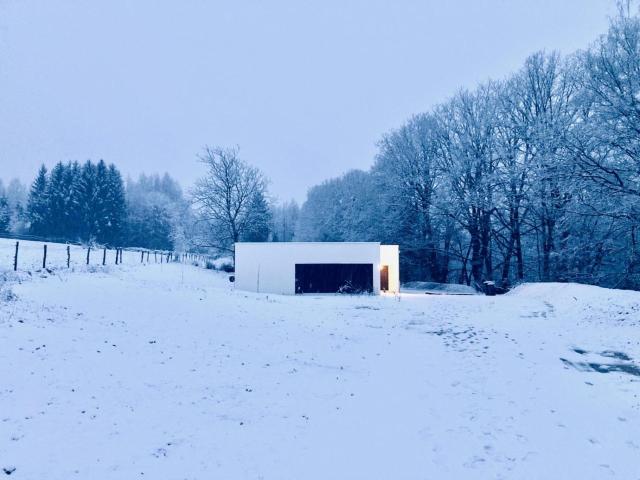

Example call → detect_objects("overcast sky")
0 0 616 202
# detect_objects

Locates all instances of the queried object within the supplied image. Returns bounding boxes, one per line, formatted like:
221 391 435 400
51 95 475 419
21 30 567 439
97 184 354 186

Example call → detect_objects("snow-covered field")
1 246 639 479
0 237 151 273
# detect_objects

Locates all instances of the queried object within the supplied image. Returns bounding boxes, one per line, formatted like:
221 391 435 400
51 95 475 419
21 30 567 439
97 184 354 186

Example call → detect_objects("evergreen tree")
127 204 174 250
46 162 68 238
64 161 82 240
125 172 186 250
102 164 127 245
76 160 98 242
20 161 177 248
27 165 49 236
5 178 28 234
0 195 10 235
242 191 272 242
93 160 110 242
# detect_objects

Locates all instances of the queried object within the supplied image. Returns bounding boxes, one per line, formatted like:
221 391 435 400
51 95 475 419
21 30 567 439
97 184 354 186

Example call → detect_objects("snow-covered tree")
22 161 128 244
270 200 300 242
0 195 10 235
436 84 500 285
191 146 268 260
242 191 272 242
373 113 453 282
26 165 49 236
126 172 188 250
295 170 378 243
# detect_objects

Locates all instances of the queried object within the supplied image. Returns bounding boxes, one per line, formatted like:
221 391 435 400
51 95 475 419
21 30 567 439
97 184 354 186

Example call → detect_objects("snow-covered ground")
0 237 155 273
1 252 639 479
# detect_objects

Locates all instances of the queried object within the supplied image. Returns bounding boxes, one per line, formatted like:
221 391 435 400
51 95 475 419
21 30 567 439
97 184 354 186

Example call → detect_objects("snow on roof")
236 242 384 245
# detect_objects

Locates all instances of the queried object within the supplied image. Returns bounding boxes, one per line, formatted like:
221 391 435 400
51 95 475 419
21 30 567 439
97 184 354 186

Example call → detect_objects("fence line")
1 236 227 274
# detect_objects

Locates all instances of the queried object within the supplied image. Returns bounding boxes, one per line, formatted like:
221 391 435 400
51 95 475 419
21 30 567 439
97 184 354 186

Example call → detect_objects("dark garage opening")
295 263 373 294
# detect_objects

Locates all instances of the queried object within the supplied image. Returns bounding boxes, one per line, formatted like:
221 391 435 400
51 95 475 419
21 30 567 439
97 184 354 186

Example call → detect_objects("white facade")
234 242 400 295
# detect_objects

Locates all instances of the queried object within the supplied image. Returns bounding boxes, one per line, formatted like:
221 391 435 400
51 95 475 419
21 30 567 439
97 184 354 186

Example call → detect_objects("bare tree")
271 199 299 242
437 84 499 286
375 113 450 282
497 52 578 282
294 8 640 290
575 11 640 199
191 146 268 261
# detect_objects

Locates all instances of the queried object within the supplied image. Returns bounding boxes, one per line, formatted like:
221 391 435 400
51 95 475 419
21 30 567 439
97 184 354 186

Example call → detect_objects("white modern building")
234 242 400 295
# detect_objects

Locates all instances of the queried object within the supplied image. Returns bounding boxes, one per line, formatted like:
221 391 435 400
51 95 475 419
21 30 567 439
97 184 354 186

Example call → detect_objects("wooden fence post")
42 244 47 269
86 246 91 265
154 251 157 263
141 250 144 263
67 245 70 268
120 249 123 264
102 247 107 266
115 248 119 265
13 241 18 271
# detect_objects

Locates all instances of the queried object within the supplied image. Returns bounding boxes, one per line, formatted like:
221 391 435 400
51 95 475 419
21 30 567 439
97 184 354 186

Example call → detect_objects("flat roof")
235 242 385 245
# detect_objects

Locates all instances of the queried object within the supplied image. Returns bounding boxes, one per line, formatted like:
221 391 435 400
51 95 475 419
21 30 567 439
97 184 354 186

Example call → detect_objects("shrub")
219 262 234 273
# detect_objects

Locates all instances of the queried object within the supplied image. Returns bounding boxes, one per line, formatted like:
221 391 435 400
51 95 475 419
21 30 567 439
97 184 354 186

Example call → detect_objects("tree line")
294 8 640 289
0 161 188 250
1 154 299 254
27 161 126 244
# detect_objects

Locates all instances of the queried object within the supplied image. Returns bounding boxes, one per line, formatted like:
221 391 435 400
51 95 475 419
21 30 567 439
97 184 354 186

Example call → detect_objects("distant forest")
0 158 298 253
3 8 640 290
0 161 189 250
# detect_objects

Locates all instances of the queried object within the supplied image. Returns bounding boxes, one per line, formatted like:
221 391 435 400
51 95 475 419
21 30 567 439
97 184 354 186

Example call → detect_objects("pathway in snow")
1 264 639 479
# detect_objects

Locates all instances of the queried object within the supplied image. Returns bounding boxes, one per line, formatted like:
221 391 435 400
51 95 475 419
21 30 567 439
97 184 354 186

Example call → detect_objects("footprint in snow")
152 448 167 458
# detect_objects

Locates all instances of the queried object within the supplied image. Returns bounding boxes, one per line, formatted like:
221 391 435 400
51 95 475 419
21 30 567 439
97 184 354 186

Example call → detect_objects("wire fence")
0 235 226 274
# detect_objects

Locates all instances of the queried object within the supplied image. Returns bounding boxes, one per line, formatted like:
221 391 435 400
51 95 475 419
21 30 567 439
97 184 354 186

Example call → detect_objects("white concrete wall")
380 244 400 293
235 242 385 295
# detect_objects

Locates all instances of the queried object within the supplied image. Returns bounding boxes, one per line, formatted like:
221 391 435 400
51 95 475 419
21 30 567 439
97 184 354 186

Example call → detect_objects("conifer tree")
46 162 68 238
0 196 10 235
65 161 82 239
103 164 127 245
242 191 272 242
27 165 49 236
76 160 98 242
93 160 110 242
